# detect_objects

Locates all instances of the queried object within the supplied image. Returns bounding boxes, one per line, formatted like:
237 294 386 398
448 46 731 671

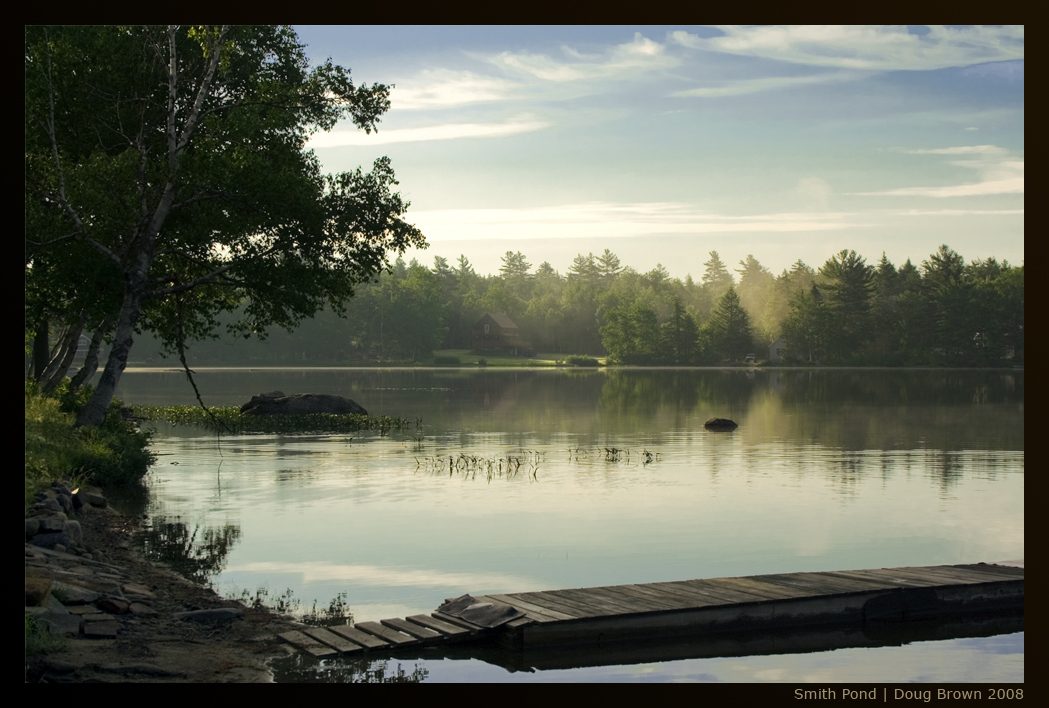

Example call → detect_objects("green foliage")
706 287 755 362
25 614 68 658
136 406 411 435
129 244 1021 369
26 26 423 426
563 355 600 367
25 380 154 505
601 301 661 364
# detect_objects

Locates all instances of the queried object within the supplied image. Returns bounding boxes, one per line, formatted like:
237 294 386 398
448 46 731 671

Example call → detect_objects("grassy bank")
24 380 155 508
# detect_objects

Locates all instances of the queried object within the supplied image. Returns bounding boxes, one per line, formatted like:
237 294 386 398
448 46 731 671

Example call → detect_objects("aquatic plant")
135 405 412 435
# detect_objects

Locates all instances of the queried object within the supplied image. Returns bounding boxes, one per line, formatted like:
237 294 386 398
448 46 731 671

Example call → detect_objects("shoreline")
25 493 301 683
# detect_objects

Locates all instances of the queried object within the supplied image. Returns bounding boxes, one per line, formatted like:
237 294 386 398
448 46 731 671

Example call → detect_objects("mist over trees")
129 245 1022 368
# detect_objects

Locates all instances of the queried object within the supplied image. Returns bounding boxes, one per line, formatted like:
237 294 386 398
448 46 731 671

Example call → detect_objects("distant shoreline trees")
118 245 1021 369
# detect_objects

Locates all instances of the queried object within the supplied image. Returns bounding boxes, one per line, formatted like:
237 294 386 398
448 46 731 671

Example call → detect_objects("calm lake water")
115 367 1024 683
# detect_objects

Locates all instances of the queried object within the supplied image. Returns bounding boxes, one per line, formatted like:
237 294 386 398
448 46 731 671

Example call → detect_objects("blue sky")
296 25 1024 279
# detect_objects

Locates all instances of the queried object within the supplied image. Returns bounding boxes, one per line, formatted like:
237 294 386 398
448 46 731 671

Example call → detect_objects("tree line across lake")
128 244 1022 368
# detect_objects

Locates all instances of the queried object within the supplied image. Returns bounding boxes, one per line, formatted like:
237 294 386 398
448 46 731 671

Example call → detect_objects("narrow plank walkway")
279 561 1023 657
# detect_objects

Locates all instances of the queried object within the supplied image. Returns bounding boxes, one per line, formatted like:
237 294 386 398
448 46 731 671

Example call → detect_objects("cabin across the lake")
472 313 531 355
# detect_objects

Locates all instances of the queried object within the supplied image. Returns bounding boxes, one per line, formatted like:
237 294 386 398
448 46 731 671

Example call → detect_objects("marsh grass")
416 450 543 482
567 447 660 466
135 405 412 435
234 587 353 627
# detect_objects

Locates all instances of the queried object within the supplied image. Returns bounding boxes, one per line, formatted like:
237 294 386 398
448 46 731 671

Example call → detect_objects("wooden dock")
279 561 1023 658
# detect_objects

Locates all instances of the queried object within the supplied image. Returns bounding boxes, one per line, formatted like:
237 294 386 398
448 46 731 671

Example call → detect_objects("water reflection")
115 367 1022 682
133 517 241 586
270 654 428 683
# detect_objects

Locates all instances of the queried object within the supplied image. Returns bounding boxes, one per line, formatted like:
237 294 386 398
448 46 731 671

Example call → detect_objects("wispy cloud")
673 71 859 97
390 70 522 110
857 179 1023 198
851 144 1024 197
893 208 1023 216
488 32 677 82
671 26 1024 71
308 119 551 147
410 202 860 241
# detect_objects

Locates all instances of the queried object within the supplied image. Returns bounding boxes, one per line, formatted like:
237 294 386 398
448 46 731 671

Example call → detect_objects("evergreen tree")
819 249 874 362
597 249 623 283
781 285 830 362
707 287 754 362
659 299 700 365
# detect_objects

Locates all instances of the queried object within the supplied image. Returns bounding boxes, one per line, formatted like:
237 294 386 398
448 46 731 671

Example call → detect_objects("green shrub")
25 380 155 501
564 355 600 367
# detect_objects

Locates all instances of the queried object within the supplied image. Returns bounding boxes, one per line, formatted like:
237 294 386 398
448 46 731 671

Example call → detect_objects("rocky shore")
25 483 300 683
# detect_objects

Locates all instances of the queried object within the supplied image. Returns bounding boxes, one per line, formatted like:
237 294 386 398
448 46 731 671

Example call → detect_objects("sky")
295 25 1024 280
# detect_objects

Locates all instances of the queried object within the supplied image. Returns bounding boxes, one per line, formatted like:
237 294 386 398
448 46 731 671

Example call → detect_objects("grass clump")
135 405 412 435
25 614 67 658
25 379 155 508
432 355 461 366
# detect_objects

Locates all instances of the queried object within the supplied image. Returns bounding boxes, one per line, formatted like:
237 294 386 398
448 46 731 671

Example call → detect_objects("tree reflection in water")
270 653 429 683
134 517 241 586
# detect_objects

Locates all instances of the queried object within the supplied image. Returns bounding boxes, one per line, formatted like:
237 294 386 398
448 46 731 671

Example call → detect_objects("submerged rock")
241 392 368 416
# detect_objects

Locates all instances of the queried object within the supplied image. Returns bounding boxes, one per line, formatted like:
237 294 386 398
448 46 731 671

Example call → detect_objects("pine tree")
707 287 754 362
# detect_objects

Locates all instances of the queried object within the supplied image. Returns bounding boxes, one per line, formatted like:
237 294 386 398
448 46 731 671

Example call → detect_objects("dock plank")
852 567 983 588
751 572 885 595
822 569 936 588
354 621 417 645
677 579 780 604
537 590 621 617
303 626 364 654
279 630 338 657
485 594 577 622
706 576 834 600
953 563 1025 578
654 582 738 607
329 624 391 650
903 565 1020 585
597 585 699 611
561 586 673 614
381 617 442 640
515 591 606 618
405 614 474 637
543 588 636 616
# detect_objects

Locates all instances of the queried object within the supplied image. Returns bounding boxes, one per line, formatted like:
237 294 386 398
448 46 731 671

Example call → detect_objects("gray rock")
36 514 68 533
129 602 158 616
30 531 71 550
82 620 119 638
34 498 64 514
79 492 107 508
25 518 40 537
64 520 83 547
36 610 83 637
241 392 368 416
97 597 131 614
173 608 244 623
51 581 101 605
